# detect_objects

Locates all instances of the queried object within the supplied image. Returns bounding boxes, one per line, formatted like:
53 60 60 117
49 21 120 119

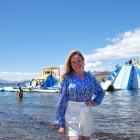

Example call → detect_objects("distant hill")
0 71 111 87
0 79 30 87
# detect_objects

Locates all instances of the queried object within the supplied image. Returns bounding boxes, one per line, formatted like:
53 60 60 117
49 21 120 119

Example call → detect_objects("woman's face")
70 54 84 74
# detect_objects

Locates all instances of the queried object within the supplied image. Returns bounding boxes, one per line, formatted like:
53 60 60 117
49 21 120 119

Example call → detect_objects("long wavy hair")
61 50 84 79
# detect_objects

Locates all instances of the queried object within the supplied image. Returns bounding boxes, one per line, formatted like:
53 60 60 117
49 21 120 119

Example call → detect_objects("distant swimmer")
17 87 23 98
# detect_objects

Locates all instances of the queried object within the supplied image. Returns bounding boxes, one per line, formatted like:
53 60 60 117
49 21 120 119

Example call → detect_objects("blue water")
0 90 140 140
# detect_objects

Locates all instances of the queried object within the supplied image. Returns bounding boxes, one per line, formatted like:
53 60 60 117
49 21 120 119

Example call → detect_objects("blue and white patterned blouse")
55 71 105 127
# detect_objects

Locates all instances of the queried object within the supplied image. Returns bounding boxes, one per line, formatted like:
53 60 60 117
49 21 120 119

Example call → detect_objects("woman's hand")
58 127 65 136
86 100 97 106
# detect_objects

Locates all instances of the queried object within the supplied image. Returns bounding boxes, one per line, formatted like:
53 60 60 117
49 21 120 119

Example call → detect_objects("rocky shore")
93 71 111 82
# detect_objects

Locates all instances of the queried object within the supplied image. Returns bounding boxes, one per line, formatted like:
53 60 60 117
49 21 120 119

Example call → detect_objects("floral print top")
55 71 105 127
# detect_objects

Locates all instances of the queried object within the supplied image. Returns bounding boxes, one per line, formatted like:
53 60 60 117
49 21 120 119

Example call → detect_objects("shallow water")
0 90 140 140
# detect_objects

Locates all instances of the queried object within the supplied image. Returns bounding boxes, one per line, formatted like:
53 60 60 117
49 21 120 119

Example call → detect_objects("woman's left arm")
92 76 105 105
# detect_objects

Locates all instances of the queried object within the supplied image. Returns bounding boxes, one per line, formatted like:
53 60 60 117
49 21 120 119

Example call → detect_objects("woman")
55 50 105 140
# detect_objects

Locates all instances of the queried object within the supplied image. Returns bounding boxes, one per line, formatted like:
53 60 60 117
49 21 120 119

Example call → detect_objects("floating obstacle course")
101 59 140 91
0 66 61 93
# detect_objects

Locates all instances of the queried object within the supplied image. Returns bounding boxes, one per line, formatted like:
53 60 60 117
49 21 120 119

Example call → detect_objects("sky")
0 0 140 81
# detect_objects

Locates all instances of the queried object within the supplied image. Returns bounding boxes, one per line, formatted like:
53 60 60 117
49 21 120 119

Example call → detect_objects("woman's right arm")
55 76 68 128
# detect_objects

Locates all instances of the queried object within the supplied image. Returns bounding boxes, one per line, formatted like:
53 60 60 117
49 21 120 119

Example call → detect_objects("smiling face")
70 54 84 74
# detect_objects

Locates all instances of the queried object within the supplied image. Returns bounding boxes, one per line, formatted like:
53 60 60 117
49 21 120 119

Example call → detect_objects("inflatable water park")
0 66 60 93
1 59 140 93
101 59 140 91
26 66 60 89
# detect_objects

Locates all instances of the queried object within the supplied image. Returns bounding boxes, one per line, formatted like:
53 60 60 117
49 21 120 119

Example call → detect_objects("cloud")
0 72 38 81
85 28 140 62
84 28 140 71
85 61 113 72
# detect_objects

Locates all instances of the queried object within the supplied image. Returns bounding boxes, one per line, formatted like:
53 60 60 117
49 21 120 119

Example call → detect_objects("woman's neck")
74 71 85 79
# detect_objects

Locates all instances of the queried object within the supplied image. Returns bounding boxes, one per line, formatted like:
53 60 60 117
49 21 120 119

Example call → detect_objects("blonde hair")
62 50 84 78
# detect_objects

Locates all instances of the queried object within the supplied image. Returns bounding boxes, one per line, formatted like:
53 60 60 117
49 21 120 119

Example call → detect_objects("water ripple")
0 90 140 139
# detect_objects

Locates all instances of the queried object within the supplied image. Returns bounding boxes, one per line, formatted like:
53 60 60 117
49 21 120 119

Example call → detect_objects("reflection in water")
17 96 23 104
0 90 140 139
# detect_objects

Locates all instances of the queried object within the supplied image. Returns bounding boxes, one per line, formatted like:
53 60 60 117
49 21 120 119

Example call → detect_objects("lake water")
0 90 140 140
